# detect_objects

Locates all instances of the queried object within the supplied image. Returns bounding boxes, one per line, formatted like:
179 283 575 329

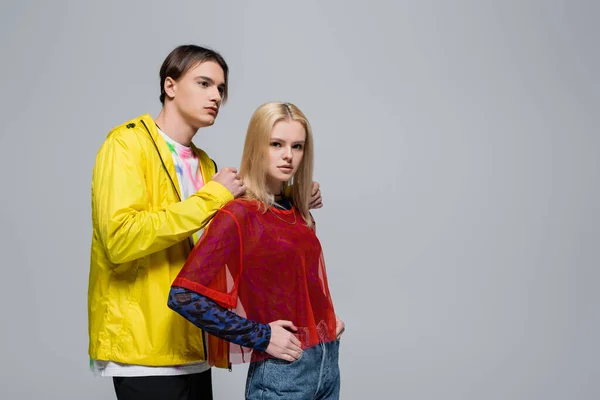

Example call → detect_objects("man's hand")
309 181 323 209
212 167 245 198
266 320 303 361
335 316 345 340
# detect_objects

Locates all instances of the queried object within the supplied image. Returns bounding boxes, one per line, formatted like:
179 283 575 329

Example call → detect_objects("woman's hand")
266 320 303 361
335 316 345 340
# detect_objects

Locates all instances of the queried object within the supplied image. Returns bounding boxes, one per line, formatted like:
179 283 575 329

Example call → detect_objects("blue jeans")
245 340 341 399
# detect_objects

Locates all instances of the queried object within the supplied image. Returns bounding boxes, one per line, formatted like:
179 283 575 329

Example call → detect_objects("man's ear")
164 77 176 100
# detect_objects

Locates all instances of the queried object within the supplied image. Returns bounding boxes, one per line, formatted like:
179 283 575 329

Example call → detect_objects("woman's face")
265 120 306 194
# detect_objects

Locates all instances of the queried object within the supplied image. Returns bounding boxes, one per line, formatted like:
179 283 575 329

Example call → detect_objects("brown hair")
159 45 229 104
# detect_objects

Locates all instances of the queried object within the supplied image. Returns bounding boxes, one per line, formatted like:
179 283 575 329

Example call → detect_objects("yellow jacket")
88 114 234 366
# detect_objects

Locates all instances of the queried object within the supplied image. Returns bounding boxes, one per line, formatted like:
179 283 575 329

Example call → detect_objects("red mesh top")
172 199 337 367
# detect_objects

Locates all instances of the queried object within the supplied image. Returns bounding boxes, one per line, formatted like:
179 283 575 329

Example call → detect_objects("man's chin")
195 116 217 129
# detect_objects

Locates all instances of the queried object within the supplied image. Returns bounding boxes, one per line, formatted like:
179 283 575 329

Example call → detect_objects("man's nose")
209 87 222 103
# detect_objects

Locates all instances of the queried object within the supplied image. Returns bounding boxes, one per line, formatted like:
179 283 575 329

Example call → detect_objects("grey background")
0 1 598 399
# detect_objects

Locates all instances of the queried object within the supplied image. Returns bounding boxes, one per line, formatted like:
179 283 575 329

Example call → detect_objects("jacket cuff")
199 180 235 205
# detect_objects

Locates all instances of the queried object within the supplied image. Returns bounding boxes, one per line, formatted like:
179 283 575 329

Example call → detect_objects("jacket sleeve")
92 131 234 265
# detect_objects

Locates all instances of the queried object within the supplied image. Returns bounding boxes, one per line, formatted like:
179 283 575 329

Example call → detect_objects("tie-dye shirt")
158 128 206 244
157 128 204 201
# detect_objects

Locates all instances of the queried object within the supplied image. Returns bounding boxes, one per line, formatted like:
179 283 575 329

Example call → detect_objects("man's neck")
155 108 197 146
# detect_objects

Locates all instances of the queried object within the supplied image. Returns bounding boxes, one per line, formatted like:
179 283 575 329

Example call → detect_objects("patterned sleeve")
168 286 271 352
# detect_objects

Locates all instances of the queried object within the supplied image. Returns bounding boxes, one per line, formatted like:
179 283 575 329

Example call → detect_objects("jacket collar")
137 114 183 200
137 114 216 197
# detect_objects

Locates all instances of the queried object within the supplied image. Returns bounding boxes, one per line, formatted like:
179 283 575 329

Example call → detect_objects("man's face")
168 61 225 129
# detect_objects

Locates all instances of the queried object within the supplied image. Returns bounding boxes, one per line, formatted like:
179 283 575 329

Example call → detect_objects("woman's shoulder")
220 198 261 218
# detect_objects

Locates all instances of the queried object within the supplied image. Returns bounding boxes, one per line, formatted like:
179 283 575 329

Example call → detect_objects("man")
88 45 322 399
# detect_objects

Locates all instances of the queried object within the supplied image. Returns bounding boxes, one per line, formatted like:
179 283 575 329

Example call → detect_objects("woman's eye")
199 81 208 87
270 142 281 147
293 144 303 150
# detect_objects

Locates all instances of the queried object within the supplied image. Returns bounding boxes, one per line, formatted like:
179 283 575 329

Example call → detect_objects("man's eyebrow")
196 76 225 88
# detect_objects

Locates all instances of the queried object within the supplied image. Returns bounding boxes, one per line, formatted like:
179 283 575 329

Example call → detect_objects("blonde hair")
239 101 314 227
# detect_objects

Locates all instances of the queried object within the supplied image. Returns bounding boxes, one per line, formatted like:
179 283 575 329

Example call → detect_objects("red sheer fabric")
172 199 337 368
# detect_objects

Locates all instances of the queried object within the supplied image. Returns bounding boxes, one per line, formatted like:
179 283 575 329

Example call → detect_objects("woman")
168 101 344 399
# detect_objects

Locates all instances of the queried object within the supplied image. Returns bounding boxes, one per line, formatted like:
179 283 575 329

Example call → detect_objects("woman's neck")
266 179 283 197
